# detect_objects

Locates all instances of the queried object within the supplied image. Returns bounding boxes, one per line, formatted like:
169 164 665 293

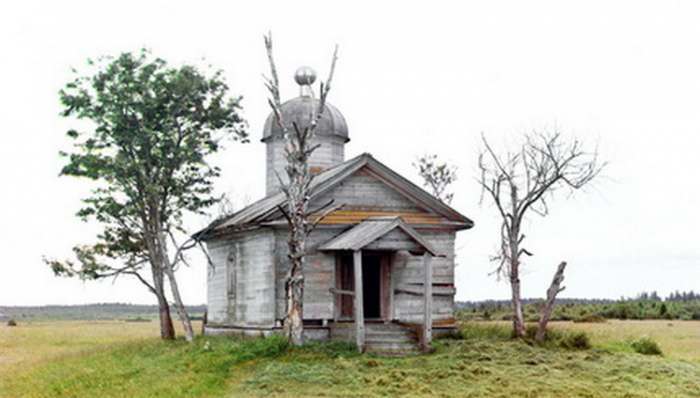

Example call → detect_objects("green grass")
2 320 700 397
1 333 288 398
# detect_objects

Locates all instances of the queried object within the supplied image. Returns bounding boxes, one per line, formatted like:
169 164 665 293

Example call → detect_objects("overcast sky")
1 1 699 306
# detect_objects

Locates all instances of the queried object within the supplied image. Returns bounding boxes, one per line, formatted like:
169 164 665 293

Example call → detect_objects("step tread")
332 331 416 338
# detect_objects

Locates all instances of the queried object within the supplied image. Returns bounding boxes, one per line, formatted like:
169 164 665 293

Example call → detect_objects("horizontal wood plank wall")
207 229 276 327
310 167 452 226
270 168 459 323
316 209 444 225
266 136 345 194
275 228 344 321
393 230 457 323
364 228 423 252
314 167 425 212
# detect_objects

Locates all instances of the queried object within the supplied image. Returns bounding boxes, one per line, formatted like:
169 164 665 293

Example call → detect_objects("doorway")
362 255 382 318
335 252 391 321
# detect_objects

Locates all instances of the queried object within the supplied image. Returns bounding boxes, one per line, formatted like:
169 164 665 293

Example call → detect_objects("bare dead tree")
536 261 567 342
263 33 339 346
413 154 457 204
478 129 605 338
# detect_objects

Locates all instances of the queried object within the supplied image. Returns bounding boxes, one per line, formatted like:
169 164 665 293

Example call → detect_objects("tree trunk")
284 236 304 346
149 257 175 340
510 272 526 338
163 261 195 342
509 224 526 338
157 232 195 342
535 261 567 343
157 294 176 340
201 310 208 335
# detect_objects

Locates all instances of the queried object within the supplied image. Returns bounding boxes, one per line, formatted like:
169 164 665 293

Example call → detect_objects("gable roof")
319 216 439 256
195 153 474 240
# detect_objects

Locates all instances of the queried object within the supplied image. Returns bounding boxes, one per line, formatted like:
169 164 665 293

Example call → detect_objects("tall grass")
458 322 591 350
1 335 289 398
2 320 699 397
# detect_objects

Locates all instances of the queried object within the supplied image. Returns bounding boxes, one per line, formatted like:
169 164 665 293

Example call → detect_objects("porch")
320 216 439 353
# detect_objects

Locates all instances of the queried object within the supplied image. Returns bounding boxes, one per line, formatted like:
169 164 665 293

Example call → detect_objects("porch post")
353 250 365 352
422 252 433 352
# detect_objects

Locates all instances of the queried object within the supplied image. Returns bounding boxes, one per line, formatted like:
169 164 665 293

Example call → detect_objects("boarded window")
226 243 239 318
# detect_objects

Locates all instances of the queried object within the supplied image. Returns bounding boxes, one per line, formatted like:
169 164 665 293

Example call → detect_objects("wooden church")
197 67 474 353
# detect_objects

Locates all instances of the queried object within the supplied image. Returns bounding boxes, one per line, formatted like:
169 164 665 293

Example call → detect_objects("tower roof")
261 96 349 142
262 65 349 142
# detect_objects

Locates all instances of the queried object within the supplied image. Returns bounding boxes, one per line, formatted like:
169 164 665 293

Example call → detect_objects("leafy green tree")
45 50 248 340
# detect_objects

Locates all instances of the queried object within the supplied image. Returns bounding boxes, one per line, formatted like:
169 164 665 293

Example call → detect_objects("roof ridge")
194 152 473 240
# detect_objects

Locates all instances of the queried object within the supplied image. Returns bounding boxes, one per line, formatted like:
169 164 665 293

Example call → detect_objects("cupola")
262 66 349 195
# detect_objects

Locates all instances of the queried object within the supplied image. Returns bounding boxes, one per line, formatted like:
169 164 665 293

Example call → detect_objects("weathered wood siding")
211 167 460 327
206 229 276 327
315 167 425 211
266 136 346 195
274 228 343 320
285 227 456 323
364 228 423 252
206 238 230 324
392 230 457 323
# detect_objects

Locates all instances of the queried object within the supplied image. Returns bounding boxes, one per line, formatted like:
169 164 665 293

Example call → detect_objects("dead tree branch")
263 33 339 346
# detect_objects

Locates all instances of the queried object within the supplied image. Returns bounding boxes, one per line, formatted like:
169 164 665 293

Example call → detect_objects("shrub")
555 313 575 321
7 319 17 327
573 314 606 323
524 324 540 340
524 325 591 350
558 331 591 350
630 337 663 356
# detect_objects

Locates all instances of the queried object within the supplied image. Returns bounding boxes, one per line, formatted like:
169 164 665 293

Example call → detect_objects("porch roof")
318 216 439 256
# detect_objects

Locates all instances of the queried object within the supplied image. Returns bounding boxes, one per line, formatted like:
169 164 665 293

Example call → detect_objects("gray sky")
1 0 699 306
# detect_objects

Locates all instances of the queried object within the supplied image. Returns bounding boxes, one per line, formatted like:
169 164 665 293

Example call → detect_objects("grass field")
550 320 700 362
1 320 699 397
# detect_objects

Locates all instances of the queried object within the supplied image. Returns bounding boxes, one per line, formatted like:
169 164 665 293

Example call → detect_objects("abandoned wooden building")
197 67 474 353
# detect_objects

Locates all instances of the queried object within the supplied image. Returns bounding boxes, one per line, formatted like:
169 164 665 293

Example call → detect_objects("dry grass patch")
548 320 700 361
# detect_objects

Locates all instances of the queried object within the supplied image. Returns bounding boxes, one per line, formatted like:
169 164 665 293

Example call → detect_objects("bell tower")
261 66 349 195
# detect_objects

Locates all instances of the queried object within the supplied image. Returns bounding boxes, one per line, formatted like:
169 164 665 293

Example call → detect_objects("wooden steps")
330 322 420 355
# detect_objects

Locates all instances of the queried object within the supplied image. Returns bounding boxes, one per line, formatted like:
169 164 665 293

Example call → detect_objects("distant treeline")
457 291 700 322
0 303 207 321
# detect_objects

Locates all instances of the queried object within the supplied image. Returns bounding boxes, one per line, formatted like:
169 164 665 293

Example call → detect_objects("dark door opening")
335 252 391 321
362 255 382 319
